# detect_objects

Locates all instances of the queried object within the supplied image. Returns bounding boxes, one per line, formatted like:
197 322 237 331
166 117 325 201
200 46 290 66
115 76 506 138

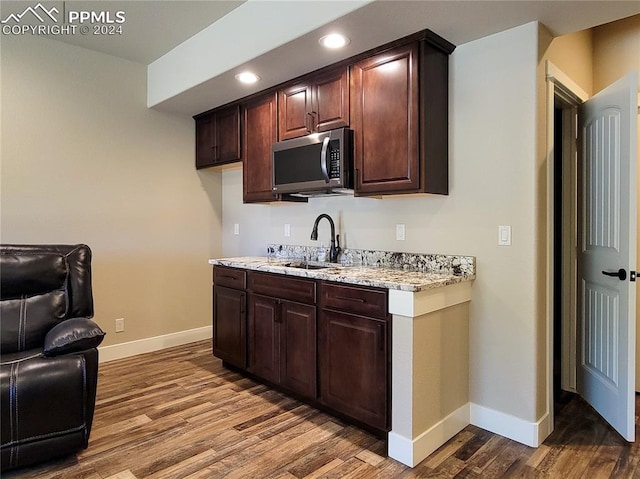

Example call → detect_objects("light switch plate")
284 224 291 237
498 225 511 246
233 223 240 236
396 224 406 241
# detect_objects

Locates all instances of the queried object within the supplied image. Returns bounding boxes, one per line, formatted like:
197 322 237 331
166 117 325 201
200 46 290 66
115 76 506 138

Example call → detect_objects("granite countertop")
208 253 475 292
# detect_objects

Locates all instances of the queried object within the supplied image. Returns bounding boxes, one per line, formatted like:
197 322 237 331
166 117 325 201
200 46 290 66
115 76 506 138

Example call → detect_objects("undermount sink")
282 261 333 270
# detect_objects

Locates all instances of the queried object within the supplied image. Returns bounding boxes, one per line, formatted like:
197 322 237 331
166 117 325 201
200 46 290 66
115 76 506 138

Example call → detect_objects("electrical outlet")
396 224 406 241
233 223 240 236
115 318 125 333
284 224 291 237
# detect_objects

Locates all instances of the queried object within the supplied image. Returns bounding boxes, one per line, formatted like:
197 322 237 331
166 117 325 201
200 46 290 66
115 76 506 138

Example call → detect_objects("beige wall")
593 15 640 91
593 15 640 391
545 29 594 95
0 35 222 346
222 22 542 423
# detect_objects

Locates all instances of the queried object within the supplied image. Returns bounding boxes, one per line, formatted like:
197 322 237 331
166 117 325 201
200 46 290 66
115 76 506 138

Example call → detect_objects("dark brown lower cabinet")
248 293 317 399
319 308 389 430
213 285 246 368
213 267 390 433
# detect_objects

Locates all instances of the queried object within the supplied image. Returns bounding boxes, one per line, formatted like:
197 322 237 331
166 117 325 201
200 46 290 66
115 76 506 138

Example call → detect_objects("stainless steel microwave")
271 128 353 196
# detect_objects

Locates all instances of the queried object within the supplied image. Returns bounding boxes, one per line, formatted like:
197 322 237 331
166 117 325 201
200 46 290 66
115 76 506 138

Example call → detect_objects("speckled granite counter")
208 247 475 292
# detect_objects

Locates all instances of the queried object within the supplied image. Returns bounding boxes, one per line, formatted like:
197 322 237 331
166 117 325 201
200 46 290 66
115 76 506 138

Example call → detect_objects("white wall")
1 35 222 347
222 22 541 423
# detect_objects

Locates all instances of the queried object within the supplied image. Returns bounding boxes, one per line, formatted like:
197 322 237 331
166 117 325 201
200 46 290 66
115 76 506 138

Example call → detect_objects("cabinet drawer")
248 271 316 304
214 266 246 290
319 282 388 319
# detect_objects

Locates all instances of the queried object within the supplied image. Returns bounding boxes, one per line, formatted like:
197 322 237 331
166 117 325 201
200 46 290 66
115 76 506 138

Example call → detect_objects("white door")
577 72 638 441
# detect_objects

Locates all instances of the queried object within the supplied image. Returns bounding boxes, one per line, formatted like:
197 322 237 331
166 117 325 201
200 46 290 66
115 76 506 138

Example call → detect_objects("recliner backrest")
0 244 94 354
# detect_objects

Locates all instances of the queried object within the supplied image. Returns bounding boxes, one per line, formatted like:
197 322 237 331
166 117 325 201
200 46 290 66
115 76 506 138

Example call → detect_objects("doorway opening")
545 61 587 438
553 102 564 411
552 91 580 416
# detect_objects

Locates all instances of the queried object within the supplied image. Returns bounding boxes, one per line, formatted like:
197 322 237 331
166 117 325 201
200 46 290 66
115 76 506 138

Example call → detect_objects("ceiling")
0 1 247 64
2 1 639 116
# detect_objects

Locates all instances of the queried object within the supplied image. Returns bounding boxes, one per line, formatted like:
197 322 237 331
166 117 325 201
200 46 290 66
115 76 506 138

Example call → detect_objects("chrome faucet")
310 214 341 263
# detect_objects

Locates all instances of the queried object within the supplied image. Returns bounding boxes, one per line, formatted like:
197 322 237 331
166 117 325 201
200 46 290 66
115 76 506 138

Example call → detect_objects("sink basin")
282 261 333 270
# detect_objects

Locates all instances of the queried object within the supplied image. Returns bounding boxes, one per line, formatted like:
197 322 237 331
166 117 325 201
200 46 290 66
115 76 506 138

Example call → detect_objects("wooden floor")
5 340 639 479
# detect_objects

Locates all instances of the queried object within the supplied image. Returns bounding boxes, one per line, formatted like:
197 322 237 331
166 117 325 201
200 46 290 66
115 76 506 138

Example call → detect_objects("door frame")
544 60 589 436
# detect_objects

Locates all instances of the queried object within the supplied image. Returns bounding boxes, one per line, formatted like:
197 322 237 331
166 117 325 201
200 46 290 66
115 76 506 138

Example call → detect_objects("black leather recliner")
0 244 105 471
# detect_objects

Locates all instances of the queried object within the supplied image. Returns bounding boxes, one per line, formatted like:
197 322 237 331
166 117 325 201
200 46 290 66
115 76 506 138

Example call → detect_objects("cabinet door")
278 83 312 141
195 113 216 168
319 309 389 430
351 43 419 194
214 105 242 164
281 301 317 399
248 294 280 384
314 67 349 133
243 93 278 203
213 286 246 368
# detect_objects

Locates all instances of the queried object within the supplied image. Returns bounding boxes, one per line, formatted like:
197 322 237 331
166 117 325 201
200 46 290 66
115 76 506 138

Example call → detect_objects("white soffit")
148 0 640 117
147 0 373 111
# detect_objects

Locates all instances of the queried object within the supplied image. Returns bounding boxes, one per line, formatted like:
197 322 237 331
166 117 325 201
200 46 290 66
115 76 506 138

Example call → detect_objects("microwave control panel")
329 140 341 179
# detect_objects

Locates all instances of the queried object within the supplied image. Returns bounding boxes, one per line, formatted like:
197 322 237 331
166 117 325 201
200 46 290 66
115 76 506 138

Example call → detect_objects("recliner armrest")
43 317 106 357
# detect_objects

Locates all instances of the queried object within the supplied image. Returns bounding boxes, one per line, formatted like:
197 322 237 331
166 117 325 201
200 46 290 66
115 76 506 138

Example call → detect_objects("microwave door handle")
320 137 330 183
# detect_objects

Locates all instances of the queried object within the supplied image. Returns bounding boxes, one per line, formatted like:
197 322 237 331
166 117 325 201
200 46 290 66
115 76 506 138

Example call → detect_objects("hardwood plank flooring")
5 340 639 479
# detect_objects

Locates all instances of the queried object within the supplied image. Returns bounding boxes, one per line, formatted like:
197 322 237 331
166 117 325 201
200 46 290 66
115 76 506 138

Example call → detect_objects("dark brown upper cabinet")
350 38 451 196
278 66 349 141
195 104 241 169
194 29 454 199
242 93 278 203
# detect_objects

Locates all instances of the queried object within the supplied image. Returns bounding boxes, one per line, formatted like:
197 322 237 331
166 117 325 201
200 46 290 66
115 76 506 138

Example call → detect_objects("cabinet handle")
336 295 365 303
378 323 385 352
276 299 282 323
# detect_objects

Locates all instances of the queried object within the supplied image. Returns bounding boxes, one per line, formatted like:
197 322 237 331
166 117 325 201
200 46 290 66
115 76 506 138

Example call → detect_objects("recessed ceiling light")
235 71 261 84
319 33 350 49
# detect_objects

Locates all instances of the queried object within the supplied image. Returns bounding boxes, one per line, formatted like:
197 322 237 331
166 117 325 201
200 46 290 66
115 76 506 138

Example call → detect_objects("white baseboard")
388 403 470 467
470 403 550 447
98 326 212 363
